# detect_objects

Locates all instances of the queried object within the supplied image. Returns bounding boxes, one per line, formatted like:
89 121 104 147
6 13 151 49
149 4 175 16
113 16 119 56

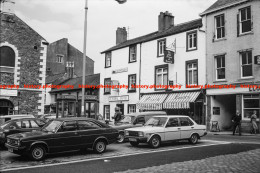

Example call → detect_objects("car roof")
125 111 166 117
153 115 189 118
55 117 95 121
0 114 34 118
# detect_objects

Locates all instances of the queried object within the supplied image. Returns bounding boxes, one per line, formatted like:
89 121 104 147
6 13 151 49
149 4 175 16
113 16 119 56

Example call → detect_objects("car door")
164 117 181 141
179 117 194 139
18 120 33 133
77 120 104 148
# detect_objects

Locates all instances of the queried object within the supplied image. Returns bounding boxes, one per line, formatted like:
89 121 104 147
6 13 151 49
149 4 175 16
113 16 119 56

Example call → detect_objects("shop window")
238 6 252 34
215 55 225 80
157 39 166 57
186 60 198 85
186 31 197 51
128 104 136 113
129 45 137 62
155 64 168 88
243 94 260 120
0 46 15 73
240 50 252 78
215 14 225 39
105 52 111 68
128 74 136 92
104 105 110 120
104 78 111 94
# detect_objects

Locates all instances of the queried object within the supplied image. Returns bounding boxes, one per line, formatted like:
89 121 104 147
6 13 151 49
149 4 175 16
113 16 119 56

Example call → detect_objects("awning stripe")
137 94 168 110
163 91 200 109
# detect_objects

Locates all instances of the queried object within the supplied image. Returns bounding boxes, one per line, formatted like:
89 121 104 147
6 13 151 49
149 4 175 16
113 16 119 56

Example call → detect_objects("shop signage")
84 95 98 100
57 95 76 100
0 89 17 96
109 95 129 102
249 87 260 92
255 55 260 65
112 67 128 74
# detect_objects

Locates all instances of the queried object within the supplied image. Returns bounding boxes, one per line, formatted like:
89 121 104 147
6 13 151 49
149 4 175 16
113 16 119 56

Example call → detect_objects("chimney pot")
158 11 174 32
0 0 15 14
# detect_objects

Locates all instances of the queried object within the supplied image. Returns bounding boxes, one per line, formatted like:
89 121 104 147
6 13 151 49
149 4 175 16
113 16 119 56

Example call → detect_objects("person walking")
232 110 242 136
113 106 122 124
250 110 258 134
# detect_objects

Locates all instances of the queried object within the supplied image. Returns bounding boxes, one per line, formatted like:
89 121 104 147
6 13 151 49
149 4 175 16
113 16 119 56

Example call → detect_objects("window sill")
104 66 111 68
239 31 253 37
238 77 254 81
128 61 137 64
214 38 226 42
128 90 136 93
186 48 197 52
157 55 164 58
213 80 227 83
103 92 111 95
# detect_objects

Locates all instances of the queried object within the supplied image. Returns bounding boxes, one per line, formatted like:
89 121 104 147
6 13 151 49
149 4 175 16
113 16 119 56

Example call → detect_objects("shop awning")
163 91 201 109
137 94 168 110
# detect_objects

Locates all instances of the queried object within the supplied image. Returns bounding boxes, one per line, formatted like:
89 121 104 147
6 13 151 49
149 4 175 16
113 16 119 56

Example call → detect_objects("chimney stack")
116 27 127 45
158 11 174 32
0 0 15 14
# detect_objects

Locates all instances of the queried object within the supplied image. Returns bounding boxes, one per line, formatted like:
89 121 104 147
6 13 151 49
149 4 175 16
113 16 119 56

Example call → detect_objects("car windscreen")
144 117 168 127
42 120 63 133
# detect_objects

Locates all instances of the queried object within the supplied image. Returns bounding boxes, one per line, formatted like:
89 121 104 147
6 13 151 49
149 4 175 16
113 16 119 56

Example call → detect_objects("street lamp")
81 0 126 117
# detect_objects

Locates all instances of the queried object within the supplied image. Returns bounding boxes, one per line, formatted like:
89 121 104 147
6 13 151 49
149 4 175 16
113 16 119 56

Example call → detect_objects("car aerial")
0 118 46 147
110 111 166 143
5 117 119 161
124 115 207 148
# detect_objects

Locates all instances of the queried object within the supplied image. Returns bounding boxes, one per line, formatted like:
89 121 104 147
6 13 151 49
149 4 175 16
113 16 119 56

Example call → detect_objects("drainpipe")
139 43 142 101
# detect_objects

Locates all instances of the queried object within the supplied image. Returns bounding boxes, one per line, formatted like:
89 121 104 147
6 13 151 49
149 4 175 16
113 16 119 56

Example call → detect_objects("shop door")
116 104 124 115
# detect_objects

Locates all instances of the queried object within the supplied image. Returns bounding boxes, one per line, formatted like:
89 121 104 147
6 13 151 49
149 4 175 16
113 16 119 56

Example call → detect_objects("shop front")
56 95 77 118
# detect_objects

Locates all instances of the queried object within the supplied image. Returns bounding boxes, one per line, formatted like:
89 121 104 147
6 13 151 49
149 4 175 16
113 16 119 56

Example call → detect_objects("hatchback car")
0 118 46 147
5 117 119 161
124 115 207 148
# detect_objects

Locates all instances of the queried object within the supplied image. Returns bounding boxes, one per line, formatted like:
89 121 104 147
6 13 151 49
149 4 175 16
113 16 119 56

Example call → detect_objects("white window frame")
215 55 225 80
128 74 136 91
157 39 166 57
239 6 252 34
57 54 63 63
104 78 111 94
215 14 225 39
242 94 260 120
105 52 111 68
187 31 197 51
128 104 136 114
129 45 137 62
104 105 110 120
186 61 198 85
240 50 253 78
155 66 168 86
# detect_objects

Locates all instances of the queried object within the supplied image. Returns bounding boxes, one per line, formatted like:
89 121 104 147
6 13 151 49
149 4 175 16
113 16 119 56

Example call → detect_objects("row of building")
0 0 259 132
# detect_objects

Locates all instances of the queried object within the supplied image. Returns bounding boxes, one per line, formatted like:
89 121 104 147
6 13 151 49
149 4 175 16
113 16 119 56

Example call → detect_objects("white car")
124 115 207 148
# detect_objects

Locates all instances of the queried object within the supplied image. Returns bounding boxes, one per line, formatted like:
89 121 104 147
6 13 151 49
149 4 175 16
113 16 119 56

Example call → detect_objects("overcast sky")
15 0 216 73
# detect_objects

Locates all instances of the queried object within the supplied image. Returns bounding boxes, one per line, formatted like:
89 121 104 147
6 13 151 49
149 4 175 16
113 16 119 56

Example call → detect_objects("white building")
100 11 206 124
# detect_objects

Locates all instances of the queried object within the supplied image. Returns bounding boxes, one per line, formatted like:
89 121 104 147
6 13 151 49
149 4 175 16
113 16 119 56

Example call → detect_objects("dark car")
0 118 46 147
111 111 166 143
5 117 119 161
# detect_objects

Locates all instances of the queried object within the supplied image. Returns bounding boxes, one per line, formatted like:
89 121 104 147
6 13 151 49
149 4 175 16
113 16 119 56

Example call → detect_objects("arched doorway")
0 99 14 115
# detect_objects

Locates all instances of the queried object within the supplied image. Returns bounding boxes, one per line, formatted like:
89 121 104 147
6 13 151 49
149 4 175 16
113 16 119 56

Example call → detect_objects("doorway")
116 104 124 115
0 99 14 115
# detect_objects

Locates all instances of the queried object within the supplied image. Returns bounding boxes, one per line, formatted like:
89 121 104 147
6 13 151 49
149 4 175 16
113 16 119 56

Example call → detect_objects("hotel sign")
0 89 17 96
112 67 128 74
109 95 129 102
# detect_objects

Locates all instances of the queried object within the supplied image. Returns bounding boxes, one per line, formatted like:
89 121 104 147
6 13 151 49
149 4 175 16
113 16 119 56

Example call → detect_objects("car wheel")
130 141 139 147
117 132 125 143
189 134 199 144
94 140 107 154
149 136 161 148
29 145 46 161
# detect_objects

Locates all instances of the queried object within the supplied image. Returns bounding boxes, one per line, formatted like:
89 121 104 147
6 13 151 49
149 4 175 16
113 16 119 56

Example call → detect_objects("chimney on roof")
0 0 15 14
158 11 174 32
116 27 127 45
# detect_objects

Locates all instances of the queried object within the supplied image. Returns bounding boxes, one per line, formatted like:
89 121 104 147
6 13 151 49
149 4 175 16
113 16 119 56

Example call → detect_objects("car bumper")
5 143 27 155
126 136 148 143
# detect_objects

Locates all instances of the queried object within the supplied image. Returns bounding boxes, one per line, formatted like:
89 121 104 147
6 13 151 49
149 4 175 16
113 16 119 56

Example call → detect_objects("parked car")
0 114 35 125
5 117 119 161
124 115 207 148
0 118 46 147
111 111 166 143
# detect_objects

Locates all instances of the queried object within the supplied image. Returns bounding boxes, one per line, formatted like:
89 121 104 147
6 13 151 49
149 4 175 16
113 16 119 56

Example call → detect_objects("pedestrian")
113 106 122 124
250 110 258 134
232 110 242 136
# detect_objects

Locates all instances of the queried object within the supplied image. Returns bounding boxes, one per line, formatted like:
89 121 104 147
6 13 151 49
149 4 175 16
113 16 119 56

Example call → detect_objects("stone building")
0 0 48 115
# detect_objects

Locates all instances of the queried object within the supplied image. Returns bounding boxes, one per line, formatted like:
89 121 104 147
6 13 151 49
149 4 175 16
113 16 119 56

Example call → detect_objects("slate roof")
50 73 100 93
201 0 248 15
45 73 68 84
101 18 202 54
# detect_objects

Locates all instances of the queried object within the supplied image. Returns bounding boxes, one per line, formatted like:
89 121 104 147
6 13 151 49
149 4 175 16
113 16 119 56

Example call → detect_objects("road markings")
1 141 230 172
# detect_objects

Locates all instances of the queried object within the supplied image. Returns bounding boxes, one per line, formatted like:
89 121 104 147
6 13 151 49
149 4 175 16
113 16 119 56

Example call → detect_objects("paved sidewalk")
116 149 260 173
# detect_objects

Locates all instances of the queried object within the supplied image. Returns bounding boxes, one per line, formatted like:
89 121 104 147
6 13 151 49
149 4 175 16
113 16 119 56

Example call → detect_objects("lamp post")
81 0 127 117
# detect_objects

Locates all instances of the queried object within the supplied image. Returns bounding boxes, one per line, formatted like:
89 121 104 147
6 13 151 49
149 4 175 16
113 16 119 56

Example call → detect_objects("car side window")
35 119 45 126
59 121 77 132
179 117 194 126
78 121 101 130
21 120 30 128
30 120 40 128
8 121 20 129
135 116 145 124
166 118 179 127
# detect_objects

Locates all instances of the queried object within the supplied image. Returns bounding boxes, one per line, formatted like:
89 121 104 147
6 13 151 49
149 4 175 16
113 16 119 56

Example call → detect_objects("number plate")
129 138 137 142
8 148 13 153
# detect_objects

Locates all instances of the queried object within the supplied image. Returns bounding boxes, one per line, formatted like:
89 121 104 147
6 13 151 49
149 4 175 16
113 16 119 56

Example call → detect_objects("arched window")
0 46 15 73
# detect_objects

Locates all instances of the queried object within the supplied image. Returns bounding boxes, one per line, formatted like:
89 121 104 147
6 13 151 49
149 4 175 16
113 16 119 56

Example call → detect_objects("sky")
14 0 217 73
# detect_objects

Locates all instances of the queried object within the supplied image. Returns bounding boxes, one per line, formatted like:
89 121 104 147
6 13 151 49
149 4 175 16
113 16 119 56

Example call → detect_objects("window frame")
186 59 198 85
215 14 225 39
129 44 137 63
186 30 197 51
215 54 226 80
105 52 112 68
0 46 15 73
103 105 110 120
104 78 111 94
128 104 136 114
157 38 166 57
128 74 136 92
239 6 252 35
56 54 64 63
240 50 253 78
154 64 168 91
242 94 260 120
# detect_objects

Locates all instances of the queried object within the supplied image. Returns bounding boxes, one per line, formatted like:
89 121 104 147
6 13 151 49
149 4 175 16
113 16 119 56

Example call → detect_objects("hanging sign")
164 50 175 64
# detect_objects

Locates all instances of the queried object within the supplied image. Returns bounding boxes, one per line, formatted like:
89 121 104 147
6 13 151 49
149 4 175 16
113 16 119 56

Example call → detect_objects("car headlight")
125 131 129 136
138 131 144 137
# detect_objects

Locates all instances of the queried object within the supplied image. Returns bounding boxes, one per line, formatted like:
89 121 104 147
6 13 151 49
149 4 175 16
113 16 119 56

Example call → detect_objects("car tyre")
117 132 125 143
189 134 199 144
29 145 46 161
149 135 161 148
130 141 139 147
93 140 107 154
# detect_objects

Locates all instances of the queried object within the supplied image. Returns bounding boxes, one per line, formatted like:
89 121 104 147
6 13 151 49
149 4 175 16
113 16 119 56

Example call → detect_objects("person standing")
250 110 258 134
113 106 122 124
232 110 242 136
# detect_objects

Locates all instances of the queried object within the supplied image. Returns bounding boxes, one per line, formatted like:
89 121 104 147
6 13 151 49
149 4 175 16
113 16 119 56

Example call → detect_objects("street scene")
0 0 260 172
